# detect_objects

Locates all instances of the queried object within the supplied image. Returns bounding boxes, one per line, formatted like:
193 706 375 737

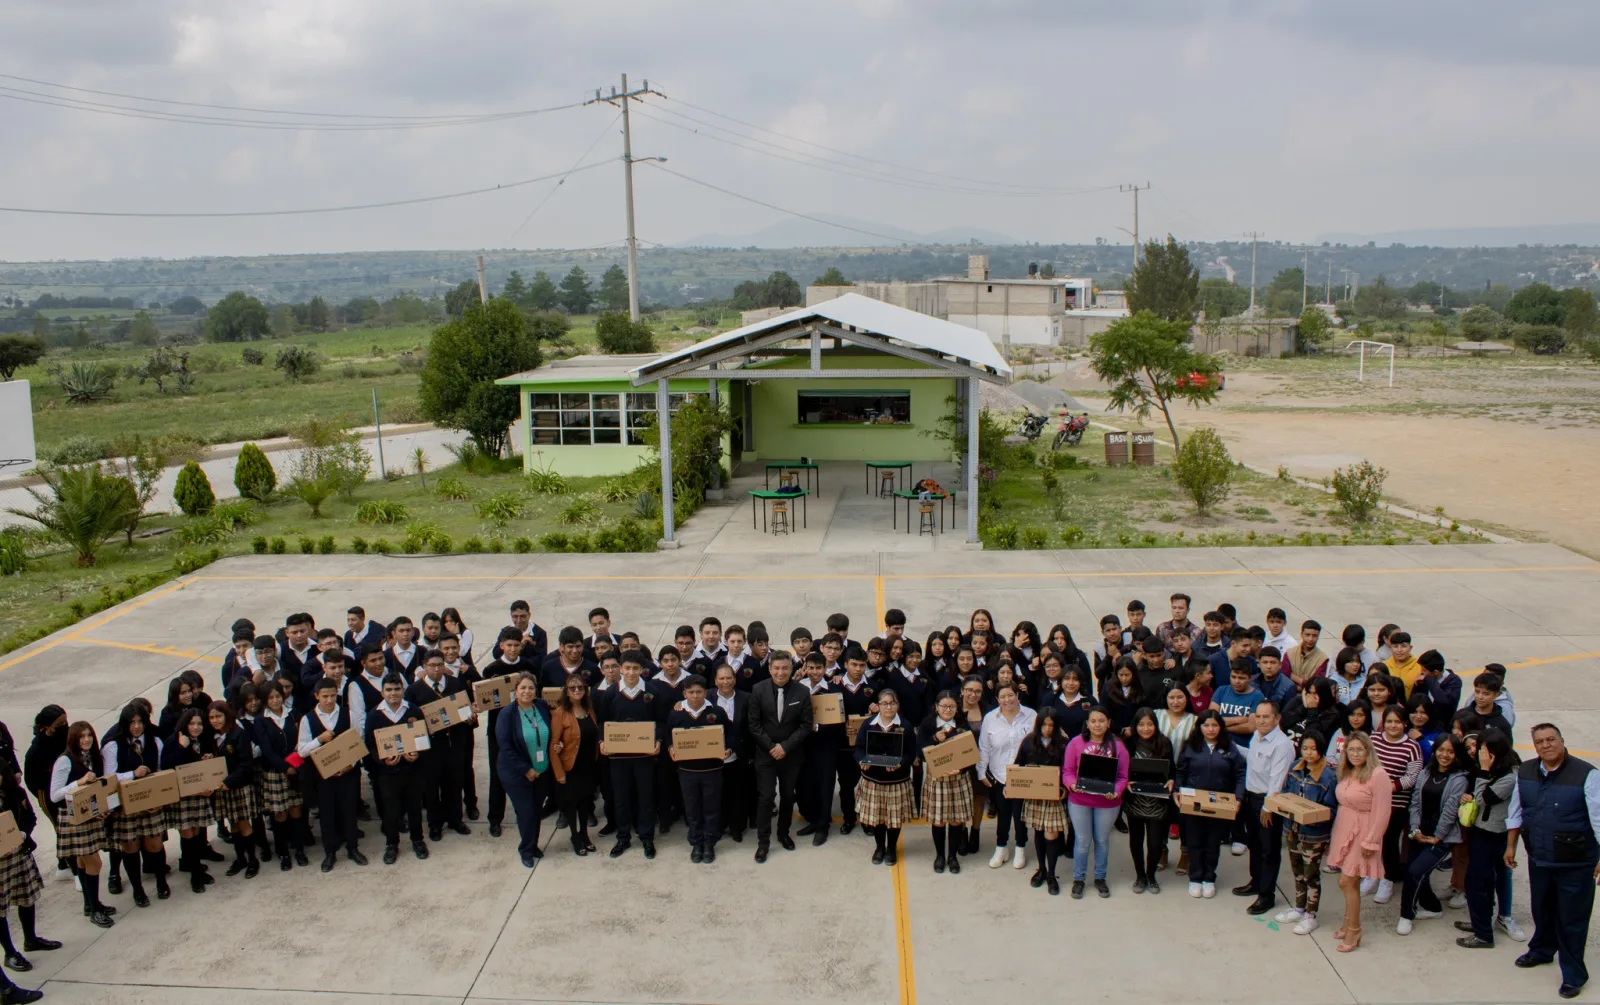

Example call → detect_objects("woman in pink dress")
1326 731 1393 952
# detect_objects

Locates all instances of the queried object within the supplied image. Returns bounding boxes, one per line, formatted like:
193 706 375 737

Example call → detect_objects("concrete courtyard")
1 542 1598 1005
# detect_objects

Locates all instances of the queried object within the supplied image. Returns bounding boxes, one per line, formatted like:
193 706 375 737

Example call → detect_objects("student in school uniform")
797 652 842 847
160 709 218 894
495 673 554 868
365 673 428 864
278 614 319 704
436 633 481 820
253 683 309 870
101 704 170 905
481 629 535 838
296 678 369 871
541 627 600 690
206 701 260 879
599 652 661 859
405 651 474 841
344 606 384 654
0 763 53 1000
22 707 70 884
51 722 116 925
918 690 975 876
853 689 918 866
648 647 693 835
220 630 258 693
720 625 757 689
690 617 727 669
1176 709 1247 898
382 617 422 682
667 675 730 864
157 675 205 741
583 607 622 663
710 665 752 843
834 654 877 836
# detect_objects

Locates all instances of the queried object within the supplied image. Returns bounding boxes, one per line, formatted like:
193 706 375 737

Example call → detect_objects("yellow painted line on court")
877 572 917 1005
67 637 210 660
0 579 190 673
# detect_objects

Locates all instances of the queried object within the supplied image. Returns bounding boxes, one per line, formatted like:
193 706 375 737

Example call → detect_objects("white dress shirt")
102 736 164 782
297 706 345 757
977 706 1037 785
1245 726 1295 796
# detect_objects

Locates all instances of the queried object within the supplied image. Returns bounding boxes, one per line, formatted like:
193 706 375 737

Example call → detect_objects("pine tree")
598 265 629 311
557 266 593 313
173 461 216 516
233 443 276 501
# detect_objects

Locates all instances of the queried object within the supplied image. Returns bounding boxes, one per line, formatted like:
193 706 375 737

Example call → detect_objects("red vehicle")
1176 370 1226 391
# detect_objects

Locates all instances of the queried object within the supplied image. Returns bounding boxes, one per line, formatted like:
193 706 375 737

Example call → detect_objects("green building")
496 293 1011 544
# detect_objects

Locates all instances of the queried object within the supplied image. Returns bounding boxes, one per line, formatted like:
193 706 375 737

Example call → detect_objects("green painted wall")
747 356 955 462
506 377 723 478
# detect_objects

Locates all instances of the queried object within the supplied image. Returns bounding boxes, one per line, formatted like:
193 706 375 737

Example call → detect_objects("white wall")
0 381 36 476
947 314 1057 347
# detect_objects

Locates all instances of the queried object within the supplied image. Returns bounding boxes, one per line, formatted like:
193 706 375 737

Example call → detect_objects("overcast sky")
2 0 1597 261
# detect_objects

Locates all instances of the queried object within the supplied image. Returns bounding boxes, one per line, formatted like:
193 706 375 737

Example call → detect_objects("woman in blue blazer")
495 673 554 868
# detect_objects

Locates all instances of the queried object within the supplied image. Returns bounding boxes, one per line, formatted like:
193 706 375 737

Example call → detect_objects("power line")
508 112 621 240
0 159 615 218
647 164 920 245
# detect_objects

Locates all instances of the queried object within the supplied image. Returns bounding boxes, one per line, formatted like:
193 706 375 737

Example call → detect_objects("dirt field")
1048 354 1600 557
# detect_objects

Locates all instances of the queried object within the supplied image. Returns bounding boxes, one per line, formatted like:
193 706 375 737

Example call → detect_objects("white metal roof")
630 293 1011 382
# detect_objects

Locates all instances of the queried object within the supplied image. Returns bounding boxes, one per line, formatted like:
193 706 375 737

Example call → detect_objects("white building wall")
947 313 1057 347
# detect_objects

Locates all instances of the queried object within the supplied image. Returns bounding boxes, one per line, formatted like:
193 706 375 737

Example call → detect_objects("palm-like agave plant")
55 361 117 403
7 465 141 565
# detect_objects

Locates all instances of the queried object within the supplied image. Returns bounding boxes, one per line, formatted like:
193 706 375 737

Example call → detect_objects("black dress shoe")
1560 985 1583 1000
131 888 150 908
293 848 309 867
573 842 588 857
703 845 715 864
934 856 946 875
1456 935 1495 948
1029 867 1044 888
86 903 115 917
598 821 617 836
320 853 337 873
87 909 114 929
583 837 597 853
1047 877 1061 896
1517 953 1554 969
226 859 247 877
488 823 503 838
1454 921 1475 933
156 874 171 899
812 829 829 847
884 848 897 866
658 819 672 836
640 839 656 860
691 846 704 864
413 841 430 859
429 827 443 842
1231 883 1256 897
106 874 122 896
279 855 293 872
871 848 886 865
2 984 43 1004
839 820 855 836
5 951 32 972
609 838 632 859
755 844 770 864
19 939 59 954
466 805 481 821
1246 898 1273 916
383 845 399 865
796 823 819 837
449 822 472 836
729 829 743 843
346 848 368 866
947 854 961 874
201 845 226 862
778 834 795 851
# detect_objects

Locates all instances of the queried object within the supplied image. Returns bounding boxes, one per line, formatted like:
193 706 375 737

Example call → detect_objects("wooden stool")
770 499 791 535
918 501 937 536
779 471 798 490
878 469 896 497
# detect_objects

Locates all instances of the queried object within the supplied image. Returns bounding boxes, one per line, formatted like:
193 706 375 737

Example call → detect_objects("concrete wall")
1059 312 1127 346
807 282 948 318
1191 320 1299 358
947 313 1058 347
746 356 955 462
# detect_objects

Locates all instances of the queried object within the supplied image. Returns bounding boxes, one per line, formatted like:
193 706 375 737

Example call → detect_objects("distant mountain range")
676 214 1024 249
1316 223 1600 248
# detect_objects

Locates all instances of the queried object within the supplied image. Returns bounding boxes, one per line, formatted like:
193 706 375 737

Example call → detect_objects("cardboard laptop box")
1004 764 1063 801
473 675 519 713
120 769 180 814
373 721 432 760
924 731 979 778
671 725 726 762
174 758 227 799
1265 791 1331 825
67 777 120 824
1176 787 1239 819
0 811 22 857
422 691 475 733
309 729 368 777
810 693 844 725
604 721 657 756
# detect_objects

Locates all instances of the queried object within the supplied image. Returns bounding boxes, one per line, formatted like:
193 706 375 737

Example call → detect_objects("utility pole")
1246 232 1262 311
475 254 488 304
1326 261 1332 305
1301 248 1309 313
1119 183 1150 274
587 75 664 321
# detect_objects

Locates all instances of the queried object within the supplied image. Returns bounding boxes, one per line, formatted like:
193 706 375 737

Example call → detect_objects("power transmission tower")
587 74 664 320
1119 183 1150 274
1245 232 1262 311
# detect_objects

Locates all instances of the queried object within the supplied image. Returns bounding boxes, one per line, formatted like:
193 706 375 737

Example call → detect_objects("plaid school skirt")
0 848 43 910
55 816 108 858
258 769 302 814
107 807 169 844
213 784 261 824
922 772 971 826
168 794 214 832
1022 797 1067 833
856 777 915 828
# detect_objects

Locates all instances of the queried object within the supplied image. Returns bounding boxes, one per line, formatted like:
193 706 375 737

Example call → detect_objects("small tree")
594 312 657 354
1329 459 1387 523
814 266 850 286
7 465 140 566
1459 305 1508 342
558 266 593 313
1088 311 1221 448
0 334 47 380
1511 324 1567 355
274 345 321 381
1171 427 1233 514
419 298 541 458
1297 307 1332 351
598 264 630 311
234 442 276 501
173 460 216 516
205 291 271 342
126 345 193 394
1125 235 1201 323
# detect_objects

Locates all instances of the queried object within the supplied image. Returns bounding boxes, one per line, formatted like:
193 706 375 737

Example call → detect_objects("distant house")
1190 305 1300 358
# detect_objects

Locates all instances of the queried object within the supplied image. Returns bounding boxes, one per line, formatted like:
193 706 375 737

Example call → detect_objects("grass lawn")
0 461 646 653
979 427 1484 550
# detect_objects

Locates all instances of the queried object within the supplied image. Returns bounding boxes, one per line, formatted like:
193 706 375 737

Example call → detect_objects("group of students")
0 594 1590 1003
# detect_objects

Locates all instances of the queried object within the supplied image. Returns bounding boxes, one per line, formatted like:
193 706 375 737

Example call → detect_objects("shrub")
633 490 661 520
212 500 259 528
524 464 567 496
463 536 485 553
173 461 216 516
1021 527 1049 549
537 532 570 552
1041 467 1059 497
598 477 636 503
1013 444 1036 469
251 535 268 553
299 537 315 554
1512 324 1568 356
54 361 117 403
1170 427 1234 514
274 345 321 381
351 536 369 554
560 497 597 525
434 476 470 501
513 536 534 553
370 538 392 554
430 533 454 554
475 491 525 523
356 499 410 525
594 312 658 354
233 443 276 501
1060 525 1085 545
400 520 445 554
318 535 337 554
488 537 505 553
175 515 235 546
1328 459 1387 523
241 346 265 366
46 436 108 466
285 472 338 517
269 536 287 554
0 534 25 576
445 438 521 476
986 520 1019 550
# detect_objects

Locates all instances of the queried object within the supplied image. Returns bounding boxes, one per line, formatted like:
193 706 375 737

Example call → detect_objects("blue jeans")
1068 802 1116 882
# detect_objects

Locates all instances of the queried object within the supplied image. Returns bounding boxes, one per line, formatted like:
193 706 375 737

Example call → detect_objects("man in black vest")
747 651 812 863
1506 723 1600 999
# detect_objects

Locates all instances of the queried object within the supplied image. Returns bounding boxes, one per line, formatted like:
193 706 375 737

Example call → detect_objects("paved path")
1 544 1597 1004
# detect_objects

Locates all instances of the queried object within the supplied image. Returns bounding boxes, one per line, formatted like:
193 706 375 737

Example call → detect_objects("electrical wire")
646 163 918 245
0 159 615 218
508 112 620 241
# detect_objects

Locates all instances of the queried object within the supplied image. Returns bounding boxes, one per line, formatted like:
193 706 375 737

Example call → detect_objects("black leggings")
1128 816 1165 880
994 793 1028 846
1382 808 1408 882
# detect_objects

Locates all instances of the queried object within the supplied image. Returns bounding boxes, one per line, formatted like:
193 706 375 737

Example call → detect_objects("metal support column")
966 376 980 544
658 378 675 544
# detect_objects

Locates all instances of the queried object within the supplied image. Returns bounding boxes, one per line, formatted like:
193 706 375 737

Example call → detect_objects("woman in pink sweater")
1060 707 1129 899
1325 731 1393 953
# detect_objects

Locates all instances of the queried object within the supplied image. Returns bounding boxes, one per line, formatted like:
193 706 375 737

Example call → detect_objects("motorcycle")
1017 412 1048 442
1051 412 1090 450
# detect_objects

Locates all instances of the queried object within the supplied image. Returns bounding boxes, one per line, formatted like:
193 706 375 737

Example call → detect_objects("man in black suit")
747 651 812 862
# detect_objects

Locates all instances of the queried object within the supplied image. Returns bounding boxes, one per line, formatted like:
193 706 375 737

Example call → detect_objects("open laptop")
1077 753 1119 795
861 730 906 767
1128 756 1172 796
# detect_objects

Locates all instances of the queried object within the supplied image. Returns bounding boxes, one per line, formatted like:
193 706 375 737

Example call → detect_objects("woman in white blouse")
1156 686 1197 876
976 683 1038 871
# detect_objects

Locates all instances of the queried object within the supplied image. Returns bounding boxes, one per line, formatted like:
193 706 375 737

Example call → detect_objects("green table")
748 489 808 532
865 460 913 497
764 461 819 494
891 489 952 533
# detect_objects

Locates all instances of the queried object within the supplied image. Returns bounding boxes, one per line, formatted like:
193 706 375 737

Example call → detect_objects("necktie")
132 738 142 760
435 679 444 694
776 686 785 719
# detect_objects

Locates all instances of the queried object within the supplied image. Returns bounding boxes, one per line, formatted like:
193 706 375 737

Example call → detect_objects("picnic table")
748 488 808 533
864 460 913 497
891 489 953 533
763 461 819 494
